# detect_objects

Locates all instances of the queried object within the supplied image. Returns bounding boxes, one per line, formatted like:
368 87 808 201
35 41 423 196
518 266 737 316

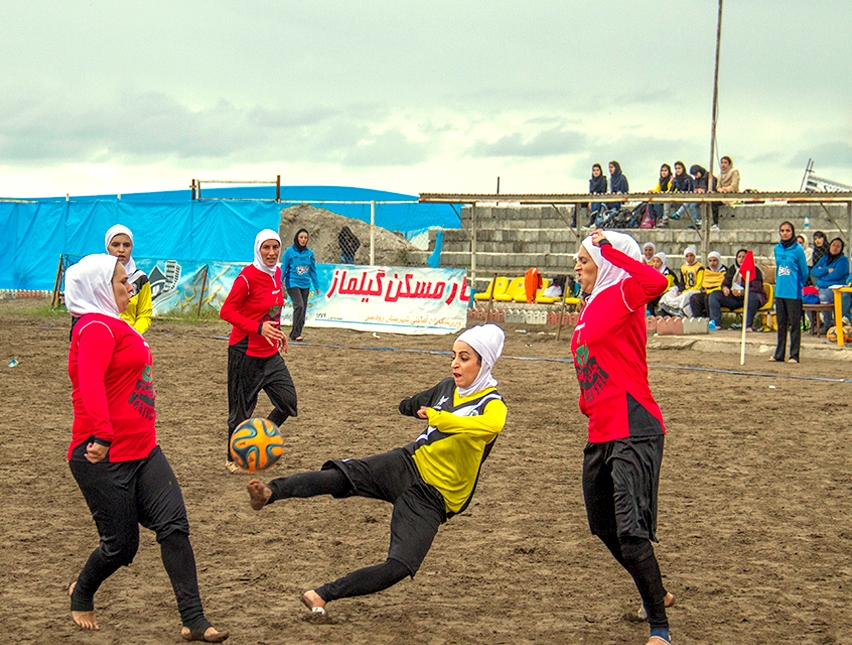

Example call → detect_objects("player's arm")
597 240 668 309
398 380 447 417
220 275 262 334
132 280 153 334
76 322 117 446
425 398 507 440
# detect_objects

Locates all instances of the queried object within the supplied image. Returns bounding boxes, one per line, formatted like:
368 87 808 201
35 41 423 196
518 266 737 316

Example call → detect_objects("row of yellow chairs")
474 276 581 306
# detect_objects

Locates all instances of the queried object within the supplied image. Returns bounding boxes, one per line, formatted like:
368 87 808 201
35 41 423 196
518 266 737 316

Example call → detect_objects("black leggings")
267 469 411 602
599 534 669 631
774 297 803 362
227 347 298 459
68 443 210 632
287 287 310 340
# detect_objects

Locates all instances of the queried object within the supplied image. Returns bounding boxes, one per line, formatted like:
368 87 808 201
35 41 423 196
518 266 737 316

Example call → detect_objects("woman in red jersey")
65 254 228 642
572 230 675 645
220 229 298 473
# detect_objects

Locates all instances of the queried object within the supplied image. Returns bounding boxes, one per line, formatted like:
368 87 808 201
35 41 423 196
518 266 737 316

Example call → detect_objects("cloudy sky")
1 0 850 198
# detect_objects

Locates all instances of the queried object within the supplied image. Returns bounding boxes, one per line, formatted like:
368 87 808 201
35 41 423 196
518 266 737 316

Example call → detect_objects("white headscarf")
707 251 722 269
253 229 282 276
104 224 143 282
455 323 505 397
580 231 642 305
65 254 121 319
643 241 656 256
652 251 668 273
683 246 698 264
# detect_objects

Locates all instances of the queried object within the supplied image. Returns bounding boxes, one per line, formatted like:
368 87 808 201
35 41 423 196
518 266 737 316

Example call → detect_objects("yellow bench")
473 276 509 301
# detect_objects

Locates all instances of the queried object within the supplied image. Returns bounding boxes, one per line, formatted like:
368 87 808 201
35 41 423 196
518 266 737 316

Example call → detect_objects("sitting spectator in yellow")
648 252 680 315
657 247 704 316
707 249 767 332
688 251 727 318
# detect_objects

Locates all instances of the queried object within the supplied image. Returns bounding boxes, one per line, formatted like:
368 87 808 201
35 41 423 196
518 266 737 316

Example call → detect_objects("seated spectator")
797 234 813 265
585 163 608 226
668 161 699 227
543 275 565 298
708 249 767 331
606 160 628 212
718 156 740 193
810 237 850 326
648 251 680 315
643 241 656 264
649 164 674 227
690 165 717 230
658 247 704 316
811 231 828 268
689 251 727 318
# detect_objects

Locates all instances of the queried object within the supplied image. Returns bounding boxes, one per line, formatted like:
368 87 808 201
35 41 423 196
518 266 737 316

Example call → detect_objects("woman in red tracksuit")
65 254 228 642
572 229 675 645
220 229 298 473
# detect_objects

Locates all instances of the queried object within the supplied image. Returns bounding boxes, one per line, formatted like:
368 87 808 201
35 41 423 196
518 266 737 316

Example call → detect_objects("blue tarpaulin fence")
0 186 461 291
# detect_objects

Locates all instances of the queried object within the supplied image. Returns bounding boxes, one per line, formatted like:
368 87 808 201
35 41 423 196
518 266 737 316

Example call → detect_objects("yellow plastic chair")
493 277 526 302
516 278 551 303
474 276 509 301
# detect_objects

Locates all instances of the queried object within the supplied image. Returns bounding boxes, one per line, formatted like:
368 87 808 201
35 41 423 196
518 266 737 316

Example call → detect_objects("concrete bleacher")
417 202 851 284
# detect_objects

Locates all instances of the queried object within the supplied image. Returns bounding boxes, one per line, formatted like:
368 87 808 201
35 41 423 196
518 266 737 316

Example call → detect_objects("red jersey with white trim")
220 264 285 358
68 313 157 461
571 243 669 443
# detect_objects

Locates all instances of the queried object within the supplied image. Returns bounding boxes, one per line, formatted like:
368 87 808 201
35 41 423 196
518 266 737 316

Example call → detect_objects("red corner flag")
738 250 756 280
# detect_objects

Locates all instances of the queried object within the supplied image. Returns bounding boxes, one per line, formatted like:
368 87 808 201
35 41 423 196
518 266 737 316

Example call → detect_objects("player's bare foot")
301 590 327 616
646 637 670 645
181 625 230 642
636 592 675 621
246 479 272 510
69 582 99 631
787 358 798 363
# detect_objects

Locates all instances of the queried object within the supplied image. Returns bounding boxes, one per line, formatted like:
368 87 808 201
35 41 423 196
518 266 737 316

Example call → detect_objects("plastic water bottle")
804 213 810 230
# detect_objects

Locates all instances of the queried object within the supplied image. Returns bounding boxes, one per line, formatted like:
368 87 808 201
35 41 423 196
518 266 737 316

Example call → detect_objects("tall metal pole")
369 200 376 266
705 0 723 260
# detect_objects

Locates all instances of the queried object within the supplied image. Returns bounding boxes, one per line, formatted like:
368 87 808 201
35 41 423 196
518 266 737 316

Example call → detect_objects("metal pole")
276 175 281 203
196 265 209 319
369 200 376 266
496 176 500 194
471 204 477 284
708 0 723 189
848 202 852 263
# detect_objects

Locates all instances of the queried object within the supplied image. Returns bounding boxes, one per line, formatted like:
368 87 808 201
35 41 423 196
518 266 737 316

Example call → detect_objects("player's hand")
722 287 731 296
85 442 109 464
590 229 607 247
416 406 429 419
278 335 289 354
261 321 285 347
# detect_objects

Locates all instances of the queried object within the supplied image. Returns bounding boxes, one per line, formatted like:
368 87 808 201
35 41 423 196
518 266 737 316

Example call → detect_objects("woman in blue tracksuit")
810 237 850 326
772 221 810 363
282 229 321 341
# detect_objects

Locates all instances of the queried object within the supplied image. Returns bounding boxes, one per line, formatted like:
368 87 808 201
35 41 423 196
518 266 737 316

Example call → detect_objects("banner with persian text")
63 257 468 335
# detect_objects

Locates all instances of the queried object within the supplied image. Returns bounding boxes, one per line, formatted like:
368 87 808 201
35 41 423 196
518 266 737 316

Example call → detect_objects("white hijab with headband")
580 231 643 305
652 251 668 273
65 254 121 319
455 323 505 397
253 229 282 277
104 224 143 282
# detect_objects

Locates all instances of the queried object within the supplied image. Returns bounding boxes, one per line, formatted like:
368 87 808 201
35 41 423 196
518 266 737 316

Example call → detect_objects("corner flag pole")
740 270 750 366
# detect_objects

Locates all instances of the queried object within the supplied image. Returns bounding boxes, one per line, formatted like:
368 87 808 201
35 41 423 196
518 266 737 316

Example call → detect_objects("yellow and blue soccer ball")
229 418 284 472
825 326 852 343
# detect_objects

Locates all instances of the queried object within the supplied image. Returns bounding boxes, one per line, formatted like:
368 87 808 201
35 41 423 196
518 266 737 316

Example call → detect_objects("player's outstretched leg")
246 480 272 510
69 582 100 631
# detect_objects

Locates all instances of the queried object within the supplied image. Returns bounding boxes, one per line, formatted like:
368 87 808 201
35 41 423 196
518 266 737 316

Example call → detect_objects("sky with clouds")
1 0 850 198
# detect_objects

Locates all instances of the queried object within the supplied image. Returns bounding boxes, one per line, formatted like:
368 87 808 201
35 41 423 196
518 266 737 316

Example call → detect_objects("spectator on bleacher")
606 160 628 213
669 162 699 227
771 221 809 364
648 252 679 315
688 251 727 318
587 163 608 225
708 249 767 332
650 164 674 227
718 156 740 193
643 242 656 264
658 247 704 316
810 237 850 326
811 231 829 268
691 165 717 230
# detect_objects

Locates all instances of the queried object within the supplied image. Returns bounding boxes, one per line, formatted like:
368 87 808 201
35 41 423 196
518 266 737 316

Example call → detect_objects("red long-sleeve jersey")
219 264 285 358
571 243 669 443
68 314 157 461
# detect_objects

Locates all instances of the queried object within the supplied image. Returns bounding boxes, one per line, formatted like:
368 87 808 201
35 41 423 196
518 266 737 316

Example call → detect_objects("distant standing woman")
771 221 809 364
282 229 321 341
105 225 153 334
220 229 298 474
